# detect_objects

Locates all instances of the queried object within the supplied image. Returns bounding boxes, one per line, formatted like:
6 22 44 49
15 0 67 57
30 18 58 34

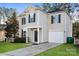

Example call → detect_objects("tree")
5 11 18 40
42 3 74 13
50 3 63 11
60 3 72 13
73 21 79 37
11 11 18 38
5 17 13 39
42 3 51 12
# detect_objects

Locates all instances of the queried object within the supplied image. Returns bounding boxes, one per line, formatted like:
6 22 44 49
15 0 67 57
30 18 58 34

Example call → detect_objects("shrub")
14 37 26 43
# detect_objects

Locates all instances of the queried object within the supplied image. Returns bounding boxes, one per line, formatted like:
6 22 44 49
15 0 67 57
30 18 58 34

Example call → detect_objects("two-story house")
18 6 72 44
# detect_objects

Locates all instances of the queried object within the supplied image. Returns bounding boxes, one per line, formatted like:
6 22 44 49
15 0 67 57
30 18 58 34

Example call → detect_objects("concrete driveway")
0 43 61 56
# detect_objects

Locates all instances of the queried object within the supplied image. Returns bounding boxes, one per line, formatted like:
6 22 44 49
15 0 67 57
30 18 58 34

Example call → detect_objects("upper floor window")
28 13 36 23
51 14 61 24
22 18 26 25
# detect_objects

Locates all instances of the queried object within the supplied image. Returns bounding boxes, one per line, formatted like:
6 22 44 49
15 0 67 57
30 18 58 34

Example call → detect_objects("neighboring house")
0 16 6 41
18 6 72 44
72 7 79 22
0 8 17 41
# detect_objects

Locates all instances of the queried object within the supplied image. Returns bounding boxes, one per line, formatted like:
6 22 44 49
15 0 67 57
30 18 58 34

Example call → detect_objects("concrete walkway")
0 43 61 56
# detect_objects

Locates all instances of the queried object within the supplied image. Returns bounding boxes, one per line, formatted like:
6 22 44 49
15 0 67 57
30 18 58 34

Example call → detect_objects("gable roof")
47 10 73 20
18 5 73 20
47 10 63 13
18 6 41 17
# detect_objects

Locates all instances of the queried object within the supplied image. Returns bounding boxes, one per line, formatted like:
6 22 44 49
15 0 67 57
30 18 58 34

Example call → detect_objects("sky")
0 3 77 15
0 3 42 14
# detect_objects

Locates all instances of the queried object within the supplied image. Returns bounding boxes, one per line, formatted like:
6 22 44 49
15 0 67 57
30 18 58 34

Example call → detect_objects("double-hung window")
22 18 26 25
51 14 61 24
28 13 36 23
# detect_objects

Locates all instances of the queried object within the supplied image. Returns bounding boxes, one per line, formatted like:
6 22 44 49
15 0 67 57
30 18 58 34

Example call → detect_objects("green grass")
37 44 79 56
0 42 27 53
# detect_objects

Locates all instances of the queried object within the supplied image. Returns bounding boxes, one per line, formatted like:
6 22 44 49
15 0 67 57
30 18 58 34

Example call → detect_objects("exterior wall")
48 11 65 43
28 29 33 43
39 29 42 43
18 14 28 38
25 11 38 28
65 13 72 37
18 16 22 37
18 6 72 44
47 11 72 43
48 11 66 32
27 28 42 43
18 11 38 28
39 11 48 43
0 30 5 41
19 9 48 43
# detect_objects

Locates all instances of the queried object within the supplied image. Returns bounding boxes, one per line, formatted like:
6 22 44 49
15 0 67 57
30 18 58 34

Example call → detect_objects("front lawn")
37 44 79 56
0 42 27 53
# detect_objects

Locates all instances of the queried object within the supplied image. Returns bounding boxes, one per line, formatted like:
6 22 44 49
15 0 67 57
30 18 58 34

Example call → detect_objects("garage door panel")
49 32 64 43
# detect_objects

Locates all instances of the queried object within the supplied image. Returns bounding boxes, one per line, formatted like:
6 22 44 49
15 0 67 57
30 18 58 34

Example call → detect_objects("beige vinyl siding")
18 17 22 37
25 11 38 28
18 6 72 44
48 12 66 32
65 13 72 37
39 11 48 43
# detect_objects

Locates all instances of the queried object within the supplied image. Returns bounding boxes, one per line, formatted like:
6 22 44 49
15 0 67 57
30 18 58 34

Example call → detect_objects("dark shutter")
23 18 24 24
51 16 53 24
24 18 26 24
28 14 30 23
34 13 36 22
58 14 61 23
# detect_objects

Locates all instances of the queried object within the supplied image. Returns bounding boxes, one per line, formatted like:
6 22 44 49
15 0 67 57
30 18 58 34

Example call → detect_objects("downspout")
37 10 39 44
64 13 67 43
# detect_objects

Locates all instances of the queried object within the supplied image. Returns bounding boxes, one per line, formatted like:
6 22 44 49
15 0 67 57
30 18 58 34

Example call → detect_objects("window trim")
51 14 61 24
22 17 26 25
28 13 36 23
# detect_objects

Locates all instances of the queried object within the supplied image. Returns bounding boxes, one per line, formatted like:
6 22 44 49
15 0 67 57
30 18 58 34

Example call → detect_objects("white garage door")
49 32 64 43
